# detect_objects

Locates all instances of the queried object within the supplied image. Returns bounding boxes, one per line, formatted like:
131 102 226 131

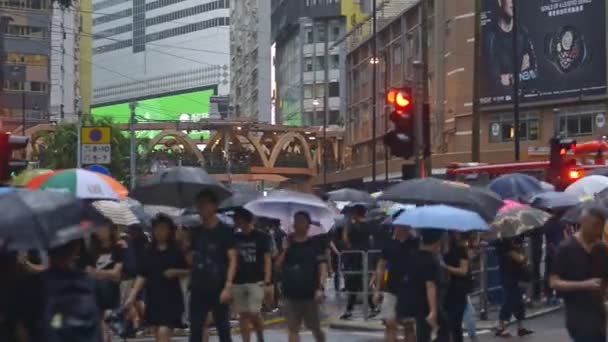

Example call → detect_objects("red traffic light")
568 170 581 180
387 87 412 112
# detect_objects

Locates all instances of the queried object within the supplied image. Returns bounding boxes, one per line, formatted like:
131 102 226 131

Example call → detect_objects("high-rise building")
0 0 52 132
91 0 230 110
271 0 365 127
49 1 81 123
230 0 271 123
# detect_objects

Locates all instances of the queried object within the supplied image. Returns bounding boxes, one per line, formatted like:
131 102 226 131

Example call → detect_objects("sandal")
494 328 512 338
518 328 534 337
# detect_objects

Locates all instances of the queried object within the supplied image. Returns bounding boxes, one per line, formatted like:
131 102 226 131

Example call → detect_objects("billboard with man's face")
478 0 606 105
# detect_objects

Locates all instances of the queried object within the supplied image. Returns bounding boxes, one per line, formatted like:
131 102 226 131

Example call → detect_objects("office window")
489 112 539 143
305 27 313 44
331 54 340 69
305 57 313 72
329 82 339 97
304 85 313 99
3 80 24 91
331 25 340 41
29 81 47 92
315 84 325 98
0 0 49 9
316 56 325 71
559 112 599 137
315 22 326 43
4 24 46 39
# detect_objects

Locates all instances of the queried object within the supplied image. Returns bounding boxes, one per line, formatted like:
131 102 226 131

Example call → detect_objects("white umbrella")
93 200 140 226
565 175 608 197
245 190 338 236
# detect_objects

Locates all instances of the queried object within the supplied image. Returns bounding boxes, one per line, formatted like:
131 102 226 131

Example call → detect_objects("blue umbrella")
488 173 543 200
393 205 489 232
528 191 580 210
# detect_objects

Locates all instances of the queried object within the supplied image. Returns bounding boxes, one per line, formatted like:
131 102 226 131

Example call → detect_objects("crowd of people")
2 189 608 342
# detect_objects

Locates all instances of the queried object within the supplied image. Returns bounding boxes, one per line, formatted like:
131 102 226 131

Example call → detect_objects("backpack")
41 271 101 342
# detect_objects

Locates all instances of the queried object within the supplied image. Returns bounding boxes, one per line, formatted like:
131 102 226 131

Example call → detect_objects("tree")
34 117 145 183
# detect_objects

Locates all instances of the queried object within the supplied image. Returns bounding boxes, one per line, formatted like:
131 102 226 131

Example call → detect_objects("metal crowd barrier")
336 237 549 321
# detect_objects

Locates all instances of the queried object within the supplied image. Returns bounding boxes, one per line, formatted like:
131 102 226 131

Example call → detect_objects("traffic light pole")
371 0 378 187
512 0 521 161
129 102 137 190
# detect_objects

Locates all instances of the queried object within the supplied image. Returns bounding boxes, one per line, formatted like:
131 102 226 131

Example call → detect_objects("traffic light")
548 137 576 189
384 87 414 158
0 132 29 182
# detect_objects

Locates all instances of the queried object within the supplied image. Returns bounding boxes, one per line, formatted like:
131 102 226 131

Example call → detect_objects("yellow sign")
81 126 111 144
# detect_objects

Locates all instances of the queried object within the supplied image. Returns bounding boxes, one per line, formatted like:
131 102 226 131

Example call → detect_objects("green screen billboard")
91 89 215 140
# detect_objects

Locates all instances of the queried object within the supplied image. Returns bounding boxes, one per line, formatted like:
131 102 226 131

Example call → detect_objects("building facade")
229 0 271 123
49 1 80 123
319 0 608 188
91 0 230 107
0 0 52 132
271 0 363 127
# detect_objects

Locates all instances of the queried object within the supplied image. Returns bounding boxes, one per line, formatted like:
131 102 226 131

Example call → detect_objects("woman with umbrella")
126 215 189 342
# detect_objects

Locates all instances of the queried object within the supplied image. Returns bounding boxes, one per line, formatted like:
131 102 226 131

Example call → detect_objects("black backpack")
40 271 101 342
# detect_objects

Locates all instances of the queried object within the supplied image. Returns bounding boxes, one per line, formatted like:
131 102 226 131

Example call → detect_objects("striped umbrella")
10 169 53 187
93 200 140 226
26 169 127 200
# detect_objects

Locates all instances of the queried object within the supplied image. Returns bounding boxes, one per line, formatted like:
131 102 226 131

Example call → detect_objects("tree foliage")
34 117 144 183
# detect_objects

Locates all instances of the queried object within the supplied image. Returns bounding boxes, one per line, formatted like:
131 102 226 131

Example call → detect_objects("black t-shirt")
235 229 271 284
444 244 472 295
190 222 236 294
552 237 608 334
93 247 124 309
381 237 419 294
139 245 187 293
397 250 444 318
346 220 372 251
282 237 327 300
495 238 526 282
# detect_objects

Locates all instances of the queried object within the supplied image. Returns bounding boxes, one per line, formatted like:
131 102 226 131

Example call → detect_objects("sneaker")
518 328 534 337
339 311 353 320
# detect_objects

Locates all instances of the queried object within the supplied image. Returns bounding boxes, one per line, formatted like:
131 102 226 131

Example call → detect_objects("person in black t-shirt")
126 215 189 342
86 222 124 342
550 206 608 342
442 233 472 342
396 229 449 342
277 211 327 342
233 208 272 342
373 224 418 342
341 205 375 319
494 236 533 337
187 191 237 342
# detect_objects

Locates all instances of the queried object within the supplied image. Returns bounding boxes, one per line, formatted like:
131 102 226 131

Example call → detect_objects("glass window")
329 82 339 97
304 85 313 99
305 57 313 72
316 22 326 43
305 27 313 44
489 112 539 143
316 56 325 71
559 113 598 136
331 54 340 69
315 84 325 98
332 25 340 41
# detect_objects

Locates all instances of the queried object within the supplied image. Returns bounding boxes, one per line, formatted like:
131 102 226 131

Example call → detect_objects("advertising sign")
91 89 215 139
478 0 606 105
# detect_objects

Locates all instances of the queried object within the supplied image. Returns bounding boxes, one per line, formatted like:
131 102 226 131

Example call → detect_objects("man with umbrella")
187 191 238 342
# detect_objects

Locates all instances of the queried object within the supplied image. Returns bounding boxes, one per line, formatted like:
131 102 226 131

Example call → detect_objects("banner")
478 0 606 105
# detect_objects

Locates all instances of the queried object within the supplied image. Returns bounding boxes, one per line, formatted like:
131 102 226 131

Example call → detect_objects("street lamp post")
371 0 378 188
312 98 321 181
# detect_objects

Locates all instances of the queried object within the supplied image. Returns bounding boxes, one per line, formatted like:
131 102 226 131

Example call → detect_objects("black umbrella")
528 191 581 211
0 190 106 251
379 178 502 222
561 200 608 224
488 173 544 200
327 188 376 204
588 168 608 177
132 167 232 208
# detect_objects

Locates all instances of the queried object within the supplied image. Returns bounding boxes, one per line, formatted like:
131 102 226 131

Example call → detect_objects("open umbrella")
132 167 231 208
219 188 262 211
26 169 127 200
565 175 608 197
327 188 376 204
93 200 140 226
0 190 105 250
528 191 581 211
10 169 53 187
392 205 488 232
491 206 551 239
379 178 502 222
488 173 543 200
245 190 337 236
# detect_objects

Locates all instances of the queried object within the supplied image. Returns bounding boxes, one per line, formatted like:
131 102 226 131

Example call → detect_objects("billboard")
478 0 606 105
91 89 215 139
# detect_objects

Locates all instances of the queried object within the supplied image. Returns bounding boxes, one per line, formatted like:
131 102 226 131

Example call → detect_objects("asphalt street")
118 309 570 341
